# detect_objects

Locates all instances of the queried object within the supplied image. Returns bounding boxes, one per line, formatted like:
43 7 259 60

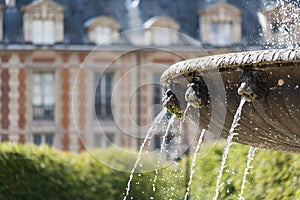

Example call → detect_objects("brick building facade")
0 0 295 151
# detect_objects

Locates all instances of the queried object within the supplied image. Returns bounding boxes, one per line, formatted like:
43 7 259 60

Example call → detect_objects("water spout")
162 89 183 118
185 76 210 108
237 70 269 102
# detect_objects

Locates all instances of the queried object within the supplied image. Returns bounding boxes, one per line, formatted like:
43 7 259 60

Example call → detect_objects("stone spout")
162 88 183 118
160 49 300 153
185 76 210 108
237 70 269 102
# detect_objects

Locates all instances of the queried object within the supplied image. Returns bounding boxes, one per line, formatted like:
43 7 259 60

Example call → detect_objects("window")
33 133 54 146
5 0 15 7
94 133 115 148
85 16 121 45
211 22 233 46
152 28 172 46
95 73 114 119
144 16 180 46
22 0 65 45
153 74 163 116
95 26 112 45
33 72 55 120
199 2 241 45
32 19 55 44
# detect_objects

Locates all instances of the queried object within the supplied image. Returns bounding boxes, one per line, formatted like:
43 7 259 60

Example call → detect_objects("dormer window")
22 0 65 45
259 2 300 47
32 18 55 44
5 0 15 7
199 2 242 46
85 16 120 45
211 22 233 46
144 16 180 46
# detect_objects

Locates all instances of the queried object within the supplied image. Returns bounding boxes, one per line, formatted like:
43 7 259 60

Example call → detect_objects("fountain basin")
161 49 300 153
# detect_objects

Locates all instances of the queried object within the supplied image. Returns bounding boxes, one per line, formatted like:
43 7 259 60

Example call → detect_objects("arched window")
144 16 180 46
85 16 120 45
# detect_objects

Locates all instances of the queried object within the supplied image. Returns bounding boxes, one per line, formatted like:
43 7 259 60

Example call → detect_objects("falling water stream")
152 104 191 192
184 129 206 200
123 108 168 200
238 146 257 200
152 115 176 192
213 96 246 200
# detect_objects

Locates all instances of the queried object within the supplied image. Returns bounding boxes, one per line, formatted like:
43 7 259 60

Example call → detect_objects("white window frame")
94 72 114 120
32 72 55 120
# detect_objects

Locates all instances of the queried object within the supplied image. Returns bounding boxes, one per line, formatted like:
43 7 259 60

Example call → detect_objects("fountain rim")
161 48 300 84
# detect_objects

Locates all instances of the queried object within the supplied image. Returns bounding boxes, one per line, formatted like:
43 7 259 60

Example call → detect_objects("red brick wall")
1 68 9 141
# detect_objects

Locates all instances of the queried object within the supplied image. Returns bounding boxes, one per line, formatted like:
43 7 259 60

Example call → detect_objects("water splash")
152 115 176 192
184 129 206 200
238 146 257 200
262 0 300 49
123 108 168 200
213 96 246 200
180 103 191 133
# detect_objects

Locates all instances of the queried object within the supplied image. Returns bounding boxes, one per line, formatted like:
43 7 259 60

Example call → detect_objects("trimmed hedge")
1 142 300 199
0 143 163 200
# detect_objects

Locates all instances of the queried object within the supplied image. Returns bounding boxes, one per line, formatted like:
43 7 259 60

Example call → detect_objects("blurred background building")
0 0 298 152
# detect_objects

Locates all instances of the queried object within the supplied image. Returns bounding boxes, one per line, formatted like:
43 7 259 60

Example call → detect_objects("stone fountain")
161 49 300 153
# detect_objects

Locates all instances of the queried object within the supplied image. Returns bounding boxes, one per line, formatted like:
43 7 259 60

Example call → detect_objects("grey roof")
0 0 273 46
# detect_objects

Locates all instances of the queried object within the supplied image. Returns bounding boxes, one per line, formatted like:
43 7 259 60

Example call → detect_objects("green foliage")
164 142 300 200
0 143 162 200
1 142 300 200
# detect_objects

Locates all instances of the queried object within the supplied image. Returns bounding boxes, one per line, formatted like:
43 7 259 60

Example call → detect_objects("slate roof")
0 0 276 46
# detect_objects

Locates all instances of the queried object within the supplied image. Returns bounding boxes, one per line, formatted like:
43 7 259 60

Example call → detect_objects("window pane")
211 22 233 46
95 73 114 119
33 72 55 120
43 73 55 106
33 134 42 145
33 74 42 106
153 74 163 116
105 133 115 147
154 135 161 150
94 134 102 147
44 20 55 44
45 134 54 146
152 28 171 45
95 26 112 45
33 20 43 44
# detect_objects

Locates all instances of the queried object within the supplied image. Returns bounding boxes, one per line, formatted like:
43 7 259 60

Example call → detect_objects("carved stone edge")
161 49 300 84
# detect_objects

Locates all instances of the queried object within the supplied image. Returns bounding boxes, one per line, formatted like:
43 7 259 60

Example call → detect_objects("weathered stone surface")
161 49 300 153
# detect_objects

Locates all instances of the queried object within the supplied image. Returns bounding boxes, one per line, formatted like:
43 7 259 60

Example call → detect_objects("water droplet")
278 79 284 86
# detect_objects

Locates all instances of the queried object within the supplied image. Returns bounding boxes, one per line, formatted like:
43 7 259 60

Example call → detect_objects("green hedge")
167 142 300 200
1 142 300 199
0 143 163 200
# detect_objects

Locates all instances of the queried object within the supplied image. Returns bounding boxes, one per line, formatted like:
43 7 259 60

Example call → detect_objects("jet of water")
152 115 176 192
184 129 206 200
213 96 246 200
123 108 168 200
238 146 257 200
